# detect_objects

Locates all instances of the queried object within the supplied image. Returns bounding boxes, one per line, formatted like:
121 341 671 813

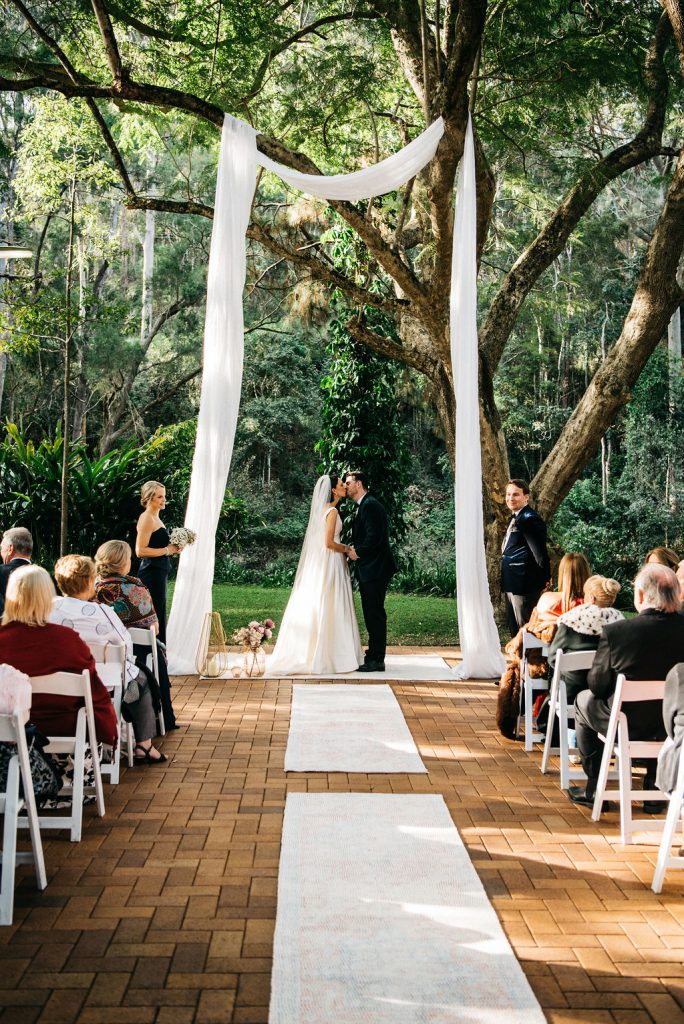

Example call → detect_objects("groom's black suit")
351 493 397 666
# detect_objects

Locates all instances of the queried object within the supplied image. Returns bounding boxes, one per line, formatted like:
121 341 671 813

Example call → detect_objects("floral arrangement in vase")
232 619 275 677
169 527 197 551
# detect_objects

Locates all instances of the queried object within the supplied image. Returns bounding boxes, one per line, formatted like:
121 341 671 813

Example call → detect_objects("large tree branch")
90 0 126 85
532 145 684 519
106 364 202 446
480 12 673 375
346 315 438 378
244 12 381 100
426 1 487 317
247 223 405 315
662 0 684 78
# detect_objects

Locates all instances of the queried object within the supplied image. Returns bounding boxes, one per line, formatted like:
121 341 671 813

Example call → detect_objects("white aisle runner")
212 653 457 682
284 684 426 773
269 793 545 1024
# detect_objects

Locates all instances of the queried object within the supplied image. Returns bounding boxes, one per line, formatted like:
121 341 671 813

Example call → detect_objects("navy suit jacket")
0 557 31 615
500 505 550 595
351 494 397 584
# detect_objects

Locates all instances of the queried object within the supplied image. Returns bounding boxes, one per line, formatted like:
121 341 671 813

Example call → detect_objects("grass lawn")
206 584 460 647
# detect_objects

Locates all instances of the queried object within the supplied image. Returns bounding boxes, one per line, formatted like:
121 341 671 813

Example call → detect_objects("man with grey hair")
0 527 33 615
569 563 684 809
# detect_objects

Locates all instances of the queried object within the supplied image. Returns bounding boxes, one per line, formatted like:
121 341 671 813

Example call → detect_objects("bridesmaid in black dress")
136 480 179 645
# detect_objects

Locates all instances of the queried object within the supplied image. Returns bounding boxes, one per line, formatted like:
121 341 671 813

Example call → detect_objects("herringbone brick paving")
2 648 684 1023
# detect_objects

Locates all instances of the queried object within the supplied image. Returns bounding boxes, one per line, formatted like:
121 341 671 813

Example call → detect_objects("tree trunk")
140 207 155 347
61 180 77 556
71 239 88 439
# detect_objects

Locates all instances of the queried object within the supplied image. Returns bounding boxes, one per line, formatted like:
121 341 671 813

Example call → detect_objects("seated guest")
548 575 624 705
94 540 177 731
569 564 684 808
0 527 33 615
497 552 591 738
51 555 166 764
644 547 680 571
656 663 684 794
677 561 684 614
0 564 117 747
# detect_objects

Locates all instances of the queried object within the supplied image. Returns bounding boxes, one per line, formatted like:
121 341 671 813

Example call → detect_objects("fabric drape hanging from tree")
166 113 504 680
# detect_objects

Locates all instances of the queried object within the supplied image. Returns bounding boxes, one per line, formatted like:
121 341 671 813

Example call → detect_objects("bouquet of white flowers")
169 527 197 552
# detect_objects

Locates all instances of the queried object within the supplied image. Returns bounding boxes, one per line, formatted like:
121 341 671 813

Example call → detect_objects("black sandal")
134 743 168 765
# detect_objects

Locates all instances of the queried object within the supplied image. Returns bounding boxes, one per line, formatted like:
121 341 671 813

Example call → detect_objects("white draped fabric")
167 112 504 679
450 121 506 679
166 117 257 671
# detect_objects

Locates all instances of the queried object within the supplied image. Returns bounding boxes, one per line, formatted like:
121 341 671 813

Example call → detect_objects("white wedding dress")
268 479 363 676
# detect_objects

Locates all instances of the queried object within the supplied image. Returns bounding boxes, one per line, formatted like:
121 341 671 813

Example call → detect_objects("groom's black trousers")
359 575 390 664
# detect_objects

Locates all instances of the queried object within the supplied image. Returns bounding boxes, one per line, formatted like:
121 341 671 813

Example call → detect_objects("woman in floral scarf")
94 540 178 731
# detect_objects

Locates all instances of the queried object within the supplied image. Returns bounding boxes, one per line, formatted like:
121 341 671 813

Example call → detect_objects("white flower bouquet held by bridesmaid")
169 527 197 552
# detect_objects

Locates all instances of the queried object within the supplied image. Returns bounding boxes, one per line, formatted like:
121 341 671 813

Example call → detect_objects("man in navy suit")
345 471 397 672
0 527 33 616
500 479 550 635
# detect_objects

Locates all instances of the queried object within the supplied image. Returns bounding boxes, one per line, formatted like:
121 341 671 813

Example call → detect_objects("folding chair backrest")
552 649 596 689
30 670 92 704
87 641 126 665
128 626 154 649
522 631 544 655
614 674 667 705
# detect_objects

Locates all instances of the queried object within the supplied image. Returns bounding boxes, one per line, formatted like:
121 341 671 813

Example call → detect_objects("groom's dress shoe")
357 661 385 672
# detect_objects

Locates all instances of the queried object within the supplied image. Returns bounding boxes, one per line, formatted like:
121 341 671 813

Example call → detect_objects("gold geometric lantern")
195 611 230 677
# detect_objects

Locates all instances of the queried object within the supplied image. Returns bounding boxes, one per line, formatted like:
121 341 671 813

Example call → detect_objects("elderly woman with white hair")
94 540 177 731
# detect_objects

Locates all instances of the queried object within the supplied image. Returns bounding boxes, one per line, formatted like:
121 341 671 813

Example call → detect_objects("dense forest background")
0 0 682 611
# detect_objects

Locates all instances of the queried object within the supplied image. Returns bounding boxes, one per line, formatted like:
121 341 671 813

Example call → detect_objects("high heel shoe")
134 743 168 765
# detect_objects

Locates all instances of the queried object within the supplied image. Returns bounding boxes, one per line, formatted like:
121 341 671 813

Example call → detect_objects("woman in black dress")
135 480 179 645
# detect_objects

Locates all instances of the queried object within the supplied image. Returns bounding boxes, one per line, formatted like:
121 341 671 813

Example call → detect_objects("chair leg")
617 726 633 845
540 690 556 775
0 757 20 925
70 715 86 843
592 715 619 823
652 791 682 893
559 703 570 791
127 723 134 768
524 675 534 753
19 755 47 892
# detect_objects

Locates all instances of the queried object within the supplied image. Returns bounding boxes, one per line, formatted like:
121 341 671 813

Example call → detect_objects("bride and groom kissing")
268 471 398 676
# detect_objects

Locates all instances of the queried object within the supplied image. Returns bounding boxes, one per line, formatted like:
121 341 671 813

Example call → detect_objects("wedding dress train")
268 482 363 676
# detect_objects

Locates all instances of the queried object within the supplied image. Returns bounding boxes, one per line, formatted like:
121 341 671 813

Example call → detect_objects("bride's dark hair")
327 474 339 501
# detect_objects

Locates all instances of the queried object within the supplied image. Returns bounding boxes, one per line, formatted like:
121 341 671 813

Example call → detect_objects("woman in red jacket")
0 564 118 747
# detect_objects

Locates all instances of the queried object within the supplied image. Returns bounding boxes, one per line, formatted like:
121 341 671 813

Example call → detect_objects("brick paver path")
2 651 684 1023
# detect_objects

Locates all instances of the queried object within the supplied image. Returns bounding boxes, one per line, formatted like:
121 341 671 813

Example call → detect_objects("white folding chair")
0 710 47 924
652 743 684 893
592 674 668 844
127 627 165 737
24 671 106 842
88 641 132 784
517 631 549 751
541 649 596 789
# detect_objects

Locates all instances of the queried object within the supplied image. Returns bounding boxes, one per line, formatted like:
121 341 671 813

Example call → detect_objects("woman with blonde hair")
50 555 166 764
135 480 178 645
94 540 177 730
0 564 118 746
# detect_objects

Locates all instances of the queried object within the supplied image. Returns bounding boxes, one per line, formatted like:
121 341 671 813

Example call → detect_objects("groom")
344 471 397 672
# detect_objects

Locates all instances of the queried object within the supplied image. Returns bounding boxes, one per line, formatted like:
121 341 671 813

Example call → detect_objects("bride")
268 474 363 675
